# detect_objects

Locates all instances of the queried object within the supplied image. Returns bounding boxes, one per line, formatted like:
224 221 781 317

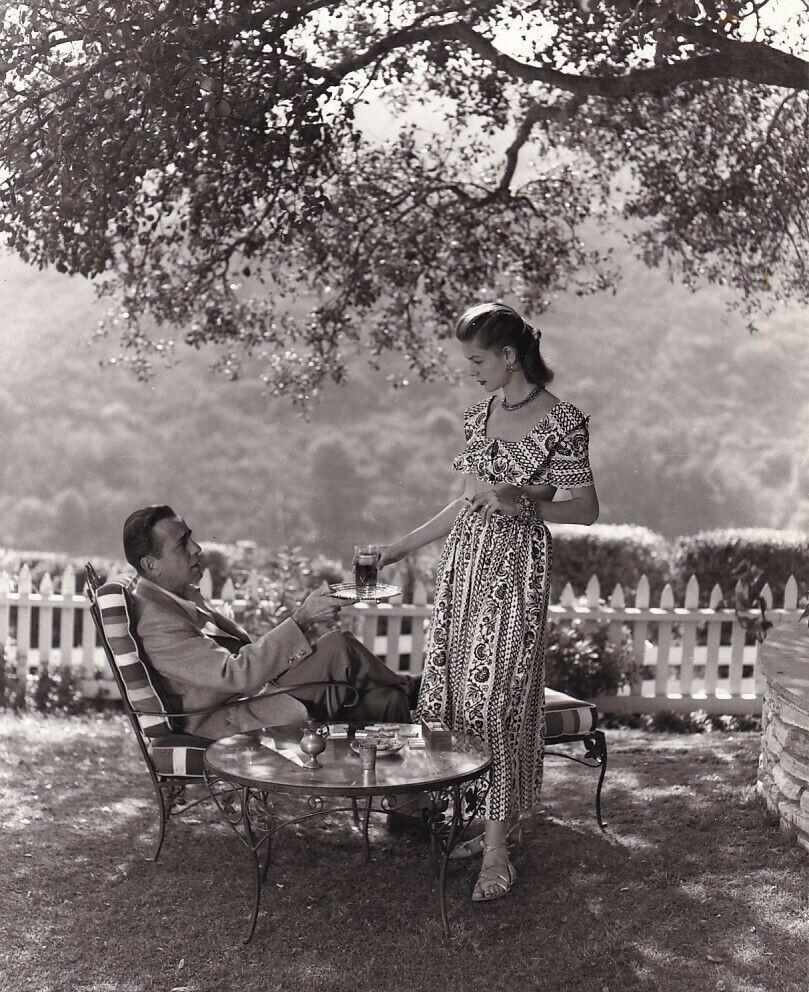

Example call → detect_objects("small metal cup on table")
357 741 378 770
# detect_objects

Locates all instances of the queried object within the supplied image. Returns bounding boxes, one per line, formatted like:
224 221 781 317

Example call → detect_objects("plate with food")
350 737 404 758
330 582 402 602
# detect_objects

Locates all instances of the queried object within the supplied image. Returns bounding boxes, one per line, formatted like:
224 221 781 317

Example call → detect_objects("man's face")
143 515 203 593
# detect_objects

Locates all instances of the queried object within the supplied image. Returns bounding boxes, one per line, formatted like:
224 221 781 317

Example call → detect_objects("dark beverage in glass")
354 544 380 597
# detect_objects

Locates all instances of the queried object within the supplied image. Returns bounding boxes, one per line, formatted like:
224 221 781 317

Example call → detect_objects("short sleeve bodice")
452 398 594 489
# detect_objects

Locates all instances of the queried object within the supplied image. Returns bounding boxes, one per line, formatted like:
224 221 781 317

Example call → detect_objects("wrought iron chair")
85 564 359 860
543 688 608 828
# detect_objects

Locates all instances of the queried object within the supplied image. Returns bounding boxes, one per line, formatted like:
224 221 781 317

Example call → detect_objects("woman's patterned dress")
416 398 593 821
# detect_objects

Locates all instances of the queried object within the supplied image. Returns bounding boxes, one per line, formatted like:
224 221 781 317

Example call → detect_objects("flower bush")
543 618 635 701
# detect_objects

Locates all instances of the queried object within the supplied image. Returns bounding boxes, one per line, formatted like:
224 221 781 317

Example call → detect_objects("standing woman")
378 302 599 902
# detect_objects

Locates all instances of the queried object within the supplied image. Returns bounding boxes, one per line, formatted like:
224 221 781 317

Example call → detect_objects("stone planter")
757 620 809 854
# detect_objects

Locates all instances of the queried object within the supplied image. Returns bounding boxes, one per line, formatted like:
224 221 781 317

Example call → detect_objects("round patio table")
203 724 492 943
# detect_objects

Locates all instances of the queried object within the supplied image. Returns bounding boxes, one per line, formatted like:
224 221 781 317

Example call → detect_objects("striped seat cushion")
149 734 211 778
544 687 598 739
95 580 173 739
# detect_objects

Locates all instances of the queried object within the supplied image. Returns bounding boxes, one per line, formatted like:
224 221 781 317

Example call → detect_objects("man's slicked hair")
123 505 177 573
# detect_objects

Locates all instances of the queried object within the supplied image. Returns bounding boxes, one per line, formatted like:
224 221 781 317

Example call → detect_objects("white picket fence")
0 565 802 715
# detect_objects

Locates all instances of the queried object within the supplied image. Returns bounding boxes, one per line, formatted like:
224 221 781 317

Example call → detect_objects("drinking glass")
354 544 380 597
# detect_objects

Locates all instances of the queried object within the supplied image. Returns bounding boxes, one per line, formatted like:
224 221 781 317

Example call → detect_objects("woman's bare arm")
378 496 466 568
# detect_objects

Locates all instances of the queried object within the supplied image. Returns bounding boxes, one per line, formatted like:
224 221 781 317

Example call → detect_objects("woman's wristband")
517 494 544 522
517 494 534 522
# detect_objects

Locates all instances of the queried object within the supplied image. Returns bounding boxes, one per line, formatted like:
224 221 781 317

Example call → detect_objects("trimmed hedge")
670 529 809 607
548 524 671 601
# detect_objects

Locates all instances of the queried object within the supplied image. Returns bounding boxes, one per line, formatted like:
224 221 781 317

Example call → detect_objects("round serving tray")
330 582 401 602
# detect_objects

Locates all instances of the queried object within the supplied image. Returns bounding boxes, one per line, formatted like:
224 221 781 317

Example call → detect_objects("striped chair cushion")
95 580 173 739
544 687 598 739
149 735 210 778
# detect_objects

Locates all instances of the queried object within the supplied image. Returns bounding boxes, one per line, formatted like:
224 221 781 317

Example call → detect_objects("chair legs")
544 730 608 830
150 778 168 863
593 731 607 830
149 779 194 861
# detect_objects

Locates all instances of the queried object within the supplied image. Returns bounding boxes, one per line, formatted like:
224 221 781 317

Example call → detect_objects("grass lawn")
1 714 807 992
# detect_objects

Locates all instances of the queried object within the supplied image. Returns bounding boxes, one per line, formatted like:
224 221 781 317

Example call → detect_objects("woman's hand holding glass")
377 543 407 569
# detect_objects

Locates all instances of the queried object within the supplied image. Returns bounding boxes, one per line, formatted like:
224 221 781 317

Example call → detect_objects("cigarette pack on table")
396 724 422 739
406 737 427 749
420 718 451 739
354 729 371 741
326 723 349 739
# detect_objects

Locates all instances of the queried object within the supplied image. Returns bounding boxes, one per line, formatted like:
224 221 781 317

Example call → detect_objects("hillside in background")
1 237 807 563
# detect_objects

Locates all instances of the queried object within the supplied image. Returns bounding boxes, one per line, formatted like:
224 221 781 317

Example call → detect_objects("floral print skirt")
416 504 552 821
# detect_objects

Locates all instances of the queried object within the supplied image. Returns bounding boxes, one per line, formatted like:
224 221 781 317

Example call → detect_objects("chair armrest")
132 680 359 718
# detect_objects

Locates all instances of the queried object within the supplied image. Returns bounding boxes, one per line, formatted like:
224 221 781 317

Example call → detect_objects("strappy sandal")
450 821 522 861
471 842 517 903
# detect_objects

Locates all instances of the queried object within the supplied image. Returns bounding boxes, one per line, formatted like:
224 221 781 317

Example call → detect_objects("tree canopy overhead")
2 0 808 401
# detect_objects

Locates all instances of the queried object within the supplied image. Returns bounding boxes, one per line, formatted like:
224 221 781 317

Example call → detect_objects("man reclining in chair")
123 505 418 741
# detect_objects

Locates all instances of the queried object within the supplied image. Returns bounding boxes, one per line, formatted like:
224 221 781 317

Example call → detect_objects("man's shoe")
386 794 433 837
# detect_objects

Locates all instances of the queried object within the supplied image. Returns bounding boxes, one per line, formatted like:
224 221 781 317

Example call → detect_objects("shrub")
0 548 127 593
670 528 809 606
29 661 85 715
236 547 345 640
544 618 635 700
650 709 713 733
548 524 671 602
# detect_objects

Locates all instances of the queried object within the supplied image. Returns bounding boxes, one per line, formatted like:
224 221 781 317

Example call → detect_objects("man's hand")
292 583 354 631
466 487 524 525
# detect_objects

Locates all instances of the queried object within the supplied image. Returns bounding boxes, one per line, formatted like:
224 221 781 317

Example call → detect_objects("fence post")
679 575 700 697
654 583 675 696
16 565 32 697
784 575 798 611
385 574 404 672
81 594 97 693
584 575 600 634
704 583 723 697
630 575 650 696
0 571 9 660
59 565 76 669
607 584 625 646
409 579 428 675
0 571 10 702
199 567 213 600
38 573 54 670
728 579 746 697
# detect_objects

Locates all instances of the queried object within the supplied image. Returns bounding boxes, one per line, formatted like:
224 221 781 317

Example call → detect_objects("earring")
505 361 514 375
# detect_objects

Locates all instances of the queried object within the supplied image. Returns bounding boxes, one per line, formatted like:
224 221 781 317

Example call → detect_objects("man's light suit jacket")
131 577 311 740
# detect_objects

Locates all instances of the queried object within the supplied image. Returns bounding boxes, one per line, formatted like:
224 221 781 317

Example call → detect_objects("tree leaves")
1 1 808 402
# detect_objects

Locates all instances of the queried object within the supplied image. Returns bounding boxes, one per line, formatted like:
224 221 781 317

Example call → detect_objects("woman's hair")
454 302 554 387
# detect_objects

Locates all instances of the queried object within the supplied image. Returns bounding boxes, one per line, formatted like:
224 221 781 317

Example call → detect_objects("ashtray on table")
349 737 404 758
